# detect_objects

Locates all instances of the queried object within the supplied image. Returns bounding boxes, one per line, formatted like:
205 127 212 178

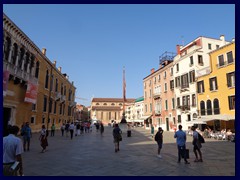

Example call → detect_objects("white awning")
127 119 144 123
198 114 235 122
139 115 152 120
186 119 207 125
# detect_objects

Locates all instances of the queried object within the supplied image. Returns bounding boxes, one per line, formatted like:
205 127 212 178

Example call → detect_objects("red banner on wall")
3 70 10 96
24 81 38 104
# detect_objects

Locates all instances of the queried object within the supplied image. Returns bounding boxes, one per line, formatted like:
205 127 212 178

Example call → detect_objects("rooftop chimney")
176 45 181 55
53 60 56 67
58 67 61 72
151 68 155 74
232 38 235 42
42 48 46 55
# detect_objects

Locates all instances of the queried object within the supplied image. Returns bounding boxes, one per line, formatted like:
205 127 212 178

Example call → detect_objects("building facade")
91 98 135 125
173 35 230 130
143 52 177 131
3 13 76 134
196 40 235 131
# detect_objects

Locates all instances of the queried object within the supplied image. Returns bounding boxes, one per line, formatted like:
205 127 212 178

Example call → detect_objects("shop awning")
186 119 207 125
140 115 152 120
198 114 235 122
127 119 144 123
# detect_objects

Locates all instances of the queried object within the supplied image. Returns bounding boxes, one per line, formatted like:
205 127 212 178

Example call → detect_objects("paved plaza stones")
21 126 235 176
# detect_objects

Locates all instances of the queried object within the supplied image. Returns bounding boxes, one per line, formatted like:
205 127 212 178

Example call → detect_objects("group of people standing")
155 125 203 164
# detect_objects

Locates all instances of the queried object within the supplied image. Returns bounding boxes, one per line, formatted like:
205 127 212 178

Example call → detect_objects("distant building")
74 104 89 122
91 98 135 125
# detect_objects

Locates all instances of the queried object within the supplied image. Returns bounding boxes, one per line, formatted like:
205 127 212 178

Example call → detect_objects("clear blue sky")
3 4 235 106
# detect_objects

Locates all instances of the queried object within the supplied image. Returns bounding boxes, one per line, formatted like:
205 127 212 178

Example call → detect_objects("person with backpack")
191 126 203 162
154 127 163 158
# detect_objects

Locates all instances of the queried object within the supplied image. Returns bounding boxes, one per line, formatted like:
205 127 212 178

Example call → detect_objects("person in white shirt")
3 125 24 176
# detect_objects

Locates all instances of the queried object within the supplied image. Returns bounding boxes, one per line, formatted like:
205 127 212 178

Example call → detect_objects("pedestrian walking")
96 122 100 132
21 122 32 151
69 122 75 139
100 122 104 136
154 127 163 158
39 125 48 153
65 122 70 137
174 125 190 164
50 123 55 137
3 125 24 176
76 123 81 136
191 126 203 162
113 124 122 152
61 123 65 136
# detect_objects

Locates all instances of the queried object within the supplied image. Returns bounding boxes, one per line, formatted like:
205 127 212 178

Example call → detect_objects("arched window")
45 70 49 89
96 103 100 105
35 61 40 78
213 99 220 114
200 101 205 115
207 100 212 115
103 103 107 105
111 103 115 106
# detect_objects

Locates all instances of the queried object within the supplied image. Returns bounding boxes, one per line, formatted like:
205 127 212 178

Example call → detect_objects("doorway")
166 118 169 131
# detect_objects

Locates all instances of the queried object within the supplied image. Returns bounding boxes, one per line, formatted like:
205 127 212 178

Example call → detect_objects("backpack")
198 132 205 143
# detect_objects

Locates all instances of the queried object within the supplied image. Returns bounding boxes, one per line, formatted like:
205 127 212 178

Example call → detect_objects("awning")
140 115 152 120
186 119 207 125
127 119 144 123
197 114 235 122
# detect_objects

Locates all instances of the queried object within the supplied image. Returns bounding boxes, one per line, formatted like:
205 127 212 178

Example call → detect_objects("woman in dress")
39 125 48 153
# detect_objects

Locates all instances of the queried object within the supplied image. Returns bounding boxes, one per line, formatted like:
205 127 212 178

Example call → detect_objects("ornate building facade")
3 13 76 134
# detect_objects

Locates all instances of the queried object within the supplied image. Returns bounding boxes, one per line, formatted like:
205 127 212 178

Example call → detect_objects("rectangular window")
54 102 57 114
49 98 53 113
154 77 156 84
177 97 180 107
192 94 196 107
32 104 36 111
228 95 235 110
227 72 235 88
227 51 234 64
190 56 194 66
60 104 62 115
197 81 205 93
30 116 35 124
164 71 166 79
216 45 220 49
165 100 168 110
178 115 181 123
145 104 148 113
218 54 225 67
170 80 174 90
150 103 152 112
175 76 180 87
209 77 218 91
172 98 175 109
208 43 212 50
181 73 189 88
43 96 47 112
176 64 179 72
189 70 195 83
164 83 167 92
158 75 161 82
170 68 173 76
198 55 203 65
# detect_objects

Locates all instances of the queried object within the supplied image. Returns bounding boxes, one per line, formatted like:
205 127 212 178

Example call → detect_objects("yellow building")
196 40 235 131
3 13 76 134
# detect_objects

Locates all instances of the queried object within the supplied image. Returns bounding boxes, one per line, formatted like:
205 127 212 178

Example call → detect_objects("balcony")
153 92 161 99
60 95 66 103
69 101 77 107
196 67 211 78
3 61 38 84
55 92 61 101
